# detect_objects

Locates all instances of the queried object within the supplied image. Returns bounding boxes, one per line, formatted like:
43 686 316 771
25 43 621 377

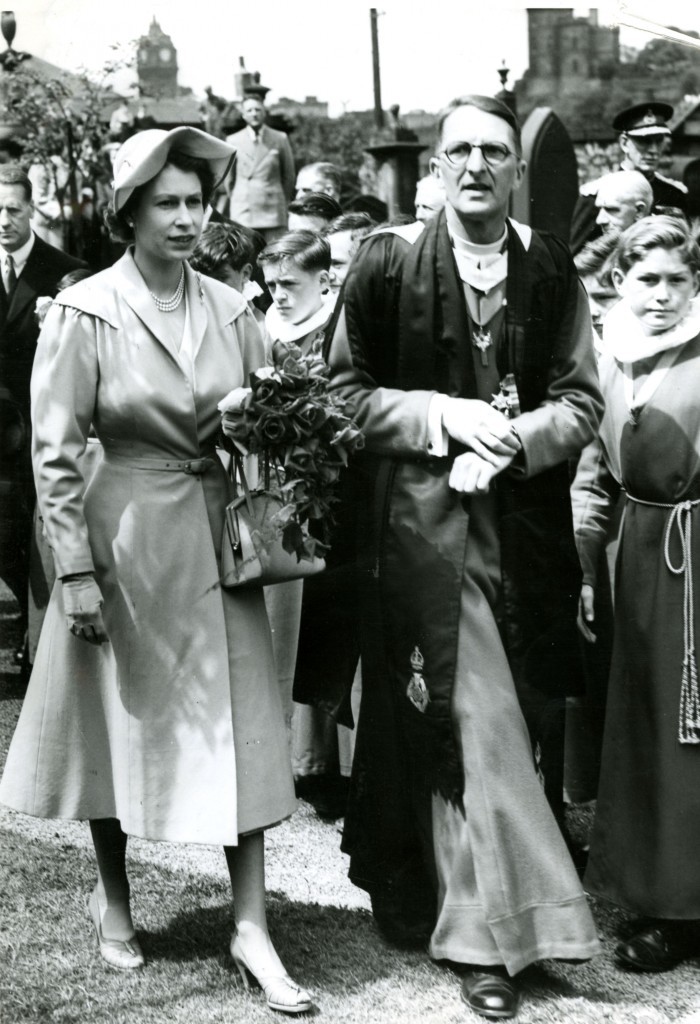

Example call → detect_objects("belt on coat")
103 451 218 475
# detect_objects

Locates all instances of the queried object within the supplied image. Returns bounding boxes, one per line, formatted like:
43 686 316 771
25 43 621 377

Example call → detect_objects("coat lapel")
5 236 55 326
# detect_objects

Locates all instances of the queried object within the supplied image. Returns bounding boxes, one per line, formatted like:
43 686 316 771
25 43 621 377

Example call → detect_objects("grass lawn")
2 593 700 1023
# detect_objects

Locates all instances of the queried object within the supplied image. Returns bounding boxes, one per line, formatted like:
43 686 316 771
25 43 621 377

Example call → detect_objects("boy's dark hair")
325 212 375 242
287 192 342 224
258 230 331 273
190 221 264 279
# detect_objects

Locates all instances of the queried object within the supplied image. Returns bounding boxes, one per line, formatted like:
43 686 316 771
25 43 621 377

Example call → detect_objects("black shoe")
460 968 520 1020
615 922 698 973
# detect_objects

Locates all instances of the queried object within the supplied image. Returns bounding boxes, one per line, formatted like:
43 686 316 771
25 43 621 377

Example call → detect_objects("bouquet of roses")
219 339 364 561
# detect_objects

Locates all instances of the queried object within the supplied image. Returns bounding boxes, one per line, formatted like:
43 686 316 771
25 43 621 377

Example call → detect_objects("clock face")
159 47 172 62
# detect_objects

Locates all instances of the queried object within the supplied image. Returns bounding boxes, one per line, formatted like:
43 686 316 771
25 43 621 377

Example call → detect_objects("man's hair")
616 215 700 275
191 221 264 279
288 192 342 224
0 163 32 202
574 231 620 287
325 212 375 242
258 230 331 273
436 94 522 156
596 170 653 213
298 161 343 195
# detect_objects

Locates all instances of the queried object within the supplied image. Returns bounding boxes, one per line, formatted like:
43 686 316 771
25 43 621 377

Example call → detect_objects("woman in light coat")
0 128 311 1015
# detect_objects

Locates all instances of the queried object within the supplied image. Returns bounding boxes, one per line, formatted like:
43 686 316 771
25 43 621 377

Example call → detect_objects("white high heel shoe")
88 887 145 971
230 932 312 1015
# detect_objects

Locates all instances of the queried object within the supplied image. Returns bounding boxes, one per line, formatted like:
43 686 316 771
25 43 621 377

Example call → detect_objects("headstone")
511 107 579 242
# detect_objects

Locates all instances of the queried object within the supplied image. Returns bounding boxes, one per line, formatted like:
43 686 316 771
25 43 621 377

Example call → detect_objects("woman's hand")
62 573 109 645
449 451 515 494
442 398 521 467
577 583 596 644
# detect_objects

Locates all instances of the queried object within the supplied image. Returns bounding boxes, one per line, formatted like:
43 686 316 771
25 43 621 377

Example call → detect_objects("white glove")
62 574 108 645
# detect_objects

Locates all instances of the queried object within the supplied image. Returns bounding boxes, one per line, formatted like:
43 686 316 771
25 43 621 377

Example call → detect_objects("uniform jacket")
226 125 295 229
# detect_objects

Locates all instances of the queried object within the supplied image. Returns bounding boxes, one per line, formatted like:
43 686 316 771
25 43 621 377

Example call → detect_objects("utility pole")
370 8 384 129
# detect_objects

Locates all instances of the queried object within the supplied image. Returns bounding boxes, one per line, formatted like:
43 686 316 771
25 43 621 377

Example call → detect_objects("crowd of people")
0 83 699 1022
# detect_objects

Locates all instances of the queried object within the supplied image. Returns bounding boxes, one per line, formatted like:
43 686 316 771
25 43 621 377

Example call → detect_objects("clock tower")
137 18 178 98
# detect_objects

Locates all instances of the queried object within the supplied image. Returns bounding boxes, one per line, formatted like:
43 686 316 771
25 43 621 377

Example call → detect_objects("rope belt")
103 452 217 475
628 494 700 743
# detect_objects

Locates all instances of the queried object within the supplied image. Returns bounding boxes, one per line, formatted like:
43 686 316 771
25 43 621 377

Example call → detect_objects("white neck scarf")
603 295 700 363
265 292 336 344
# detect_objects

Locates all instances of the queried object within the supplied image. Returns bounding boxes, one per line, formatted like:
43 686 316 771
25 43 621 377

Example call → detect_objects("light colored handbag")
221 456 326 589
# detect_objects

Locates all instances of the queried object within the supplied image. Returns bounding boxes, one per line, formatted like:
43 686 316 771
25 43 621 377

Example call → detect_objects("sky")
6 0 700 115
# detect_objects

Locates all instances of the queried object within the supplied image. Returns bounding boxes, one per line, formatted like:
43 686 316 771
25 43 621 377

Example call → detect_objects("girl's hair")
257 230 330 273
616 215 700 275
190 222 264 280
105 150 216 244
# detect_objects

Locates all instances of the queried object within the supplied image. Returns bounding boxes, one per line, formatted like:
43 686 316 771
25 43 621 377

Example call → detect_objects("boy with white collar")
258 230 335 356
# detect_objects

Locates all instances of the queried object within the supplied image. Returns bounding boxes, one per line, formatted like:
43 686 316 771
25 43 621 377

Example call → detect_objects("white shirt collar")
0 231 35 277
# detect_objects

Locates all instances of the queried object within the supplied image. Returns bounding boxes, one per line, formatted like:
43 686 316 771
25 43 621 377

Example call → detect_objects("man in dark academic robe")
322 95 603 1019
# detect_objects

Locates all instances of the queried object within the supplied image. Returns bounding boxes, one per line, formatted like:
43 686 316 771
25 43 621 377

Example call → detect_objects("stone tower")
137 17 178 98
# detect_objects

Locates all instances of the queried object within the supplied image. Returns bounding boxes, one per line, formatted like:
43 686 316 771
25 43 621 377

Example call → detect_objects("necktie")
5 254 16 296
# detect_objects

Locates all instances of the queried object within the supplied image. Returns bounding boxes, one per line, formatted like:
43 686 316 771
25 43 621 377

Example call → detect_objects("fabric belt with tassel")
628 494 700 743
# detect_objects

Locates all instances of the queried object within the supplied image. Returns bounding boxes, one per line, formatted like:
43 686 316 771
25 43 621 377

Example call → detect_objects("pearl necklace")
150 266 185 312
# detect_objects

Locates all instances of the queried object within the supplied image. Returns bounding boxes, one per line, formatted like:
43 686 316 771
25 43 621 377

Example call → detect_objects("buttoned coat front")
226 125 295 230
0 251 296 844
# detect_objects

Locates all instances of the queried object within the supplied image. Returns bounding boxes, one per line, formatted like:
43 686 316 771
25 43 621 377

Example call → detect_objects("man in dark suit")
225 91 295 241
0 163 84 662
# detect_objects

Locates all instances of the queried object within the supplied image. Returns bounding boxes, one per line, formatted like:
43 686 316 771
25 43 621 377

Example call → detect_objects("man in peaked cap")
570 100 688 254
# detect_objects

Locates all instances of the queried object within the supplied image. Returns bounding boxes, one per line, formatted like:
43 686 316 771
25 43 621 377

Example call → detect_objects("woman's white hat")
111 127 235 212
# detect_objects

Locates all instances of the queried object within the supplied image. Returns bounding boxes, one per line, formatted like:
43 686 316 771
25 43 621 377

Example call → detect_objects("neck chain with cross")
471 289 506 367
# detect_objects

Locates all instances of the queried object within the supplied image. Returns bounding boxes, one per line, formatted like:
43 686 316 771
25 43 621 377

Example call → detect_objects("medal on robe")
472 326 492 367
407 646 430 713
629 406 640 428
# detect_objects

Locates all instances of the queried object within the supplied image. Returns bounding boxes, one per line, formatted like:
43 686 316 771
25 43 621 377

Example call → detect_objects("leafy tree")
0 55 128 260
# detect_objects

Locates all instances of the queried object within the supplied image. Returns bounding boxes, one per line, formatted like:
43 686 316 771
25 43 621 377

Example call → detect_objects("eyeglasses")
440 141 515 168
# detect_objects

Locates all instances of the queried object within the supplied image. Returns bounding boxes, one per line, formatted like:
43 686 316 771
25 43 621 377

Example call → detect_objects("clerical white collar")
265 292 336 343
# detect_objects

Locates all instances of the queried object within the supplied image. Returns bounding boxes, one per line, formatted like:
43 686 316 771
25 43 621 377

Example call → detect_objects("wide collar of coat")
55 248 247 367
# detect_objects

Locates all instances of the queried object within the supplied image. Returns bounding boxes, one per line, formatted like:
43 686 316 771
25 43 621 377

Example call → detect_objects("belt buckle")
184 458 212 475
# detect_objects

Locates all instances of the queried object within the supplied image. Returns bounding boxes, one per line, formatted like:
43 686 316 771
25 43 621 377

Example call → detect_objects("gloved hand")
62 573 109 645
